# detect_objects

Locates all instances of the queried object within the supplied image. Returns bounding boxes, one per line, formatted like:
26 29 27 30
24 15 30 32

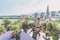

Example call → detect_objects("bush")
3 19 11 25
0 26 6 32
28 23 35 28
41 23 46 30
47 23 54 31
10 25 20 30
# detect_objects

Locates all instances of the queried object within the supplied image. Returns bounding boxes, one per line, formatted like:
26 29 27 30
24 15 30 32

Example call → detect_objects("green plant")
14 30 20 40
47 23 54 32
0 26 6 32
25 17 30 24
10 25 20 30
41 23 46 30
3 19 11 27
13 20 21 25
52 32 59 40
28 23 35 28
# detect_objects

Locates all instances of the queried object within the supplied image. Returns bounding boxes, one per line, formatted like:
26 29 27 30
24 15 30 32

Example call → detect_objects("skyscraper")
46 5 49 19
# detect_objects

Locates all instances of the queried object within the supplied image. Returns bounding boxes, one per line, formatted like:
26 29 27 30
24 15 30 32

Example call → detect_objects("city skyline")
0 0 60 15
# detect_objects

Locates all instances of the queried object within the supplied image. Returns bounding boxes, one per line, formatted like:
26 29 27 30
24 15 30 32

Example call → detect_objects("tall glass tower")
46 5 49 19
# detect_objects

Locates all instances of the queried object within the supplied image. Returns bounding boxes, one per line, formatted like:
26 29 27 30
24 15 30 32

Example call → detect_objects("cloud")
0 0 43 15
4 6 41 15
0 0 60 15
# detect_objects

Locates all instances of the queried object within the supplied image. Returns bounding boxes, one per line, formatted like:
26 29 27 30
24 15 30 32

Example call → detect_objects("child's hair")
22 22 29 33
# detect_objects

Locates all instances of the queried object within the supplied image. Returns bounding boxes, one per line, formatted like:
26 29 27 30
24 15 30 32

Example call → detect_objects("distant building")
34 13 39 18
31 13 40 19
55 11 60 21
46 5 50 19
0 15 20 19
40 12 45 20
20 15 29 19
51 11 56 17
49 11 60 21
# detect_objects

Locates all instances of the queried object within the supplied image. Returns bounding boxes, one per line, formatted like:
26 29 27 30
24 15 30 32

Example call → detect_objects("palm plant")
10 25 20 30
3 19 11 28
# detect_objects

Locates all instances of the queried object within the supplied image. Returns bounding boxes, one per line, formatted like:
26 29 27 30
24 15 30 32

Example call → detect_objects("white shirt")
39 31 45 40
27 29 33 37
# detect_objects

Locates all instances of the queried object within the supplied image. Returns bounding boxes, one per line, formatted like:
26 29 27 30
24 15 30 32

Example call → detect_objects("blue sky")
0 0 60 15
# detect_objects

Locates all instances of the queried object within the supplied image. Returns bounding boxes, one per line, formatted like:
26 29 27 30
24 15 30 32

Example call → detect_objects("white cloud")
0 0 43 15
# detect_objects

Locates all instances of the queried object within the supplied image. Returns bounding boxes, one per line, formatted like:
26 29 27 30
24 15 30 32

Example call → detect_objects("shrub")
0 26 6 32
10 25 20 30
